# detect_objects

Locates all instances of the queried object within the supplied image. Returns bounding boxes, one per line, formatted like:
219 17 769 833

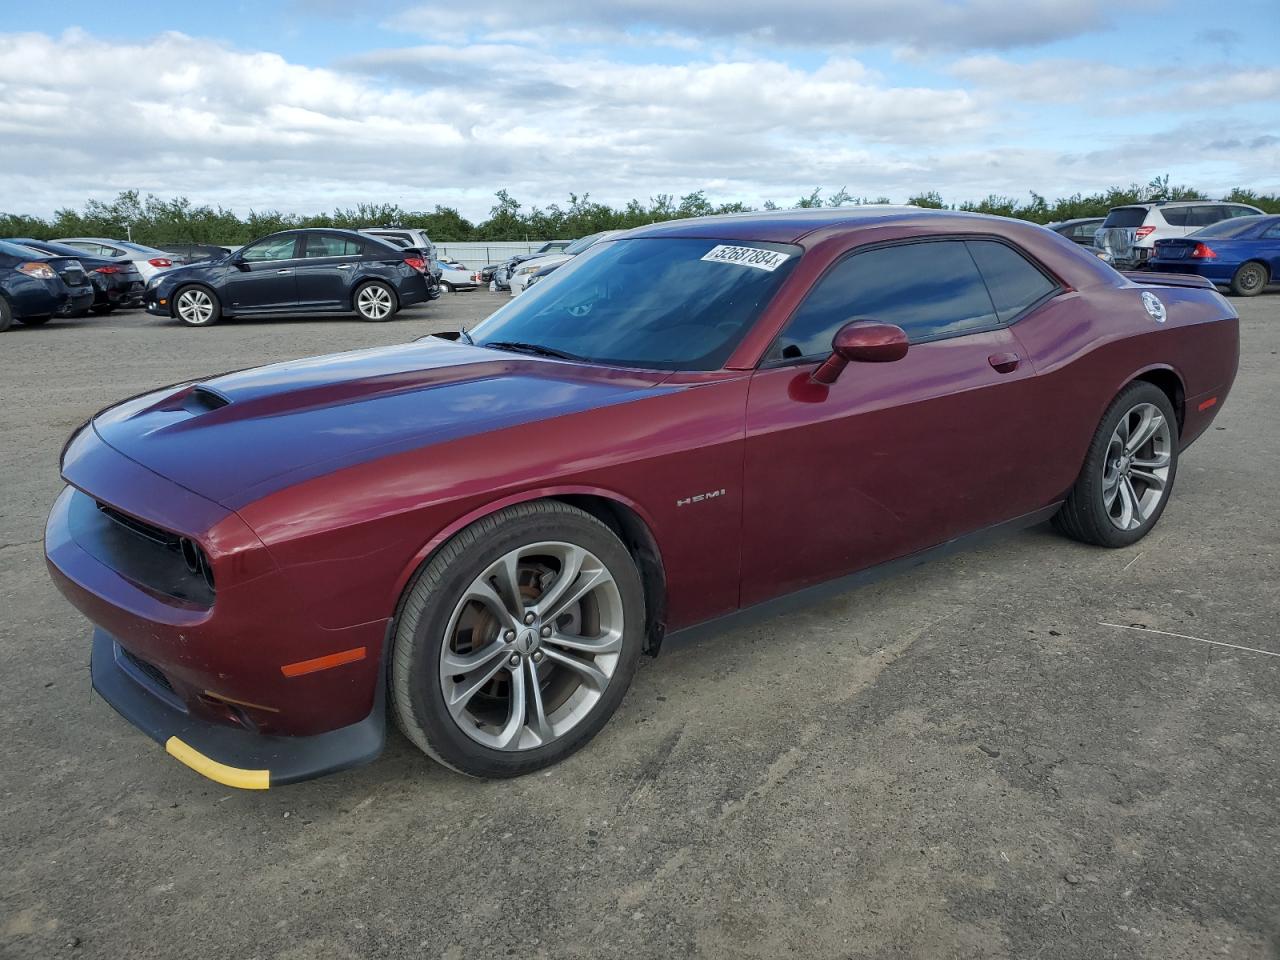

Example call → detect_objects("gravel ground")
1 291 1277 960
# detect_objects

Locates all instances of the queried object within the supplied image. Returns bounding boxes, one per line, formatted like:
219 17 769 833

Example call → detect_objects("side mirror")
231 255 249 271
811 321 909 384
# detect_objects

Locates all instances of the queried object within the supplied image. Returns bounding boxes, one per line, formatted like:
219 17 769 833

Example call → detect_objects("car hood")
90 338 669 507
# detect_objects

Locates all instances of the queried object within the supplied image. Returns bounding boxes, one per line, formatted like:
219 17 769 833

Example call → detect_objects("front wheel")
1230 262 1268 297
354 281 397 321
390 501 645 778
0 298 11 332
1053 382 1179 548
173 285 221 326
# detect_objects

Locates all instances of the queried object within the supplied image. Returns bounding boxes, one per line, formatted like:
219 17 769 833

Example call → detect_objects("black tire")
172 284 221 327
1229 261 1268 297
390 500 645 778
354 280 398 321
90 303 117 315
16 314 51 326
0 298 10 332
1053 381 1179 548
442 281 454 294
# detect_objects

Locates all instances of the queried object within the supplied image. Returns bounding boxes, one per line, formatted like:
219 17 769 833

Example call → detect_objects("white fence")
434 241 561 269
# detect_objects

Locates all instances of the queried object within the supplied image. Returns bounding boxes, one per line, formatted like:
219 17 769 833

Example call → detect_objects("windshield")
562 232 607 256
470 237 801 371
1191 216 1268 239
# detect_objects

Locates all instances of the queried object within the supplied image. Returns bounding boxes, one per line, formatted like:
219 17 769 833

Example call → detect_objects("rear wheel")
1053 382 1178 548
0 298 10 332
442 281 454 293
354 281 397 321
1230 261 1268 297
391 501 645 778
173 285 221 326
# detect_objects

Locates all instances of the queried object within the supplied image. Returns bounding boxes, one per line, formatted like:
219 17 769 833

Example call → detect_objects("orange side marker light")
1198 397 1218 412
281 646 367 678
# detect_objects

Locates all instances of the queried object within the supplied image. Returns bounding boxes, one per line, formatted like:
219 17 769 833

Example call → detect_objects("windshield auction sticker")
700 245 791 272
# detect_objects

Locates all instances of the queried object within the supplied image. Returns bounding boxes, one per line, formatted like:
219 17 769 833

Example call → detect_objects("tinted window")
1160 207 1190 227
775 240 997 358
241 235 298 261
1103 207 1149 228
1188 205 1228 227
1229 205 1261 218
303 234 363 258
0 240 47 258
1262 223 1280 239
966 240 1057 324
1073 221 1101 238
471 237 799 371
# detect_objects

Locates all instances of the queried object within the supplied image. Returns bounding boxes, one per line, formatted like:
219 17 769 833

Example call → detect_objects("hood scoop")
184 386 231 413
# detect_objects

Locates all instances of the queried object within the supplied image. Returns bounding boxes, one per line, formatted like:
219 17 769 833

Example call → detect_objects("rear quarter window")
966 240 1058 324
1160 207 1190 227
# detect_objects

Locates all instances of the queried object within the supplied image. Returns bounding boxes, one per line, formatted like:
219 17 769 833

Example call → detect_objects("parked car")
52 238 181 282
1093 201 1263 269
1045 217 1104 246
357 227 438 262
509 230 625 295
6 238 146 313
437 259 479 292
158 243 234 264
481 240 576 285
143 228 434 326
1149 214 1280 296
0 240 95 330
46 208 1238 787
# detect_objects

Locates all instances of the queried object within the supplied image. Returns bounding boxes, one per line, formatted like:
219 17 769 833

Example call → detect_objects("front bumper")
92 628 384 788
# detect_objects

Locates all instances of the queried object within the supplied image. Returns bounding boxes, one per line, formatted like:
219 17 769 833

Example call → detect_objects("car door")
295 232 362 308
739 237 1059 607
223 234 301 311
1261 222 1280 279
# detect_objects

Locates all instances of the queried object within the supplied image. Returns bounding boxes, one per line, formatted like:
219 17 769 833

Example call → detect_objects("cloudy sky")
1 0 1277 220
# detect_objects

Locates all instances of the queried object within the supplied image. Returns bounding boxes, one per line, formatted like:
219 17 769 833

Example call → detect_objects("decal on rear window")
700 245 791 272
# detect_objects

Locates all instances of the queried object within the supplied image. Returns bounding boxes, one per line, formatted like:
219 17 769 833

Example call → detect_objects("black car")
0 240 95 331
1046 218 1105 246
6 238 146 313
144 229 435 326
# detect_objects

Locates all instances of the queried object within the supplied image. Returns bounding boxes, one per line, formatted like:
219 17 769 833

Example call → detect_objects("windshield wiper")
458 325 474 345
482 340 587 362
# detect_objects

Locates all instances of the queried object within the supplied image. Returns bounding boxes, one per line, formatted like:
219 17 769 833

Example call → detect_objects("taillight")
95 265 122 274
1134 226 1156 240
404 256 427 273
148 257 173 268
1191 243 1217 259
16 262 57 279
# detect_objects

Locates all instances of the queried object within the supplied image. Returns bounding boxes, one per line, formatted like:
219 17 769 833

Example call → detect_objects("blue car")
0 240 96 332
144 228 435 326
1149 214 1280 297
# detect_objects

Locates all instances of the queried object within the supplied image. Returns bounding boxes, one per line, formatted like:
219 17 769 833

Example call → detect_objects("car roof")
623 206 1043 244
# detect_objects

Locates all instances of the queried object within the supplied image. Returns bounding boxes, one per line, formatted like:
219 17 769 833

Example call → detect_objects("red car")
45 209 1238 788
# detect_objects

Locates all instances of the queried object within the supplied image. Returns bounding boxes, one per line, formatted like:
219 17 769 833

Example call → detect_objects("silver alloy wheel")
1102 402 1173 530
356 284 393 319
176 288 215 325
439 541 624 751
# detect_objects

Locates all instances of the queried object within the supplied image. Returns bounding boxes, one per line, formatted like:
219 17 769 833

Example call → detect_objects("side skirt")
661 503 1063 651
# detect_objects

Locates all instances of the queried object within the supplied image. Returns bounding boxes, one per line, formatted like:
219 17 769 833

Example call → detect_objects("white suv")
1094 201 1263 268
357 227 438 262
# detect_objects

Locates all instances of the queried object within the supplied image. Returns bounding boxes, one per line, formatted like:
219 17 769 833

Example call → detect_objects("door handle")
276 269 293 275
988 352 1021 373
337 263 354 269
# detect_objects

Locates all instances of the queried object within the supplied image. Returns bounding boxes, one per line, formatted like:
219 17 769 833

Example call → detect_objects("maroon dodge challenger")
46 209 1239 788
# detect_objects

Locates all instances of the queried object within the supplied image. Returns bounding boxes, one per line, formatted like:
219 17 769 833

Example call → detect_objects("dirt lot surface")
2 291 1277 959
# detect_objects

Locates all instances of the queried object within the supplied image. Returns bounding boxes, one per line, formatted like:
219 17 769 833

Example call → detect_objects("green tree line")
3 177 1277 246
